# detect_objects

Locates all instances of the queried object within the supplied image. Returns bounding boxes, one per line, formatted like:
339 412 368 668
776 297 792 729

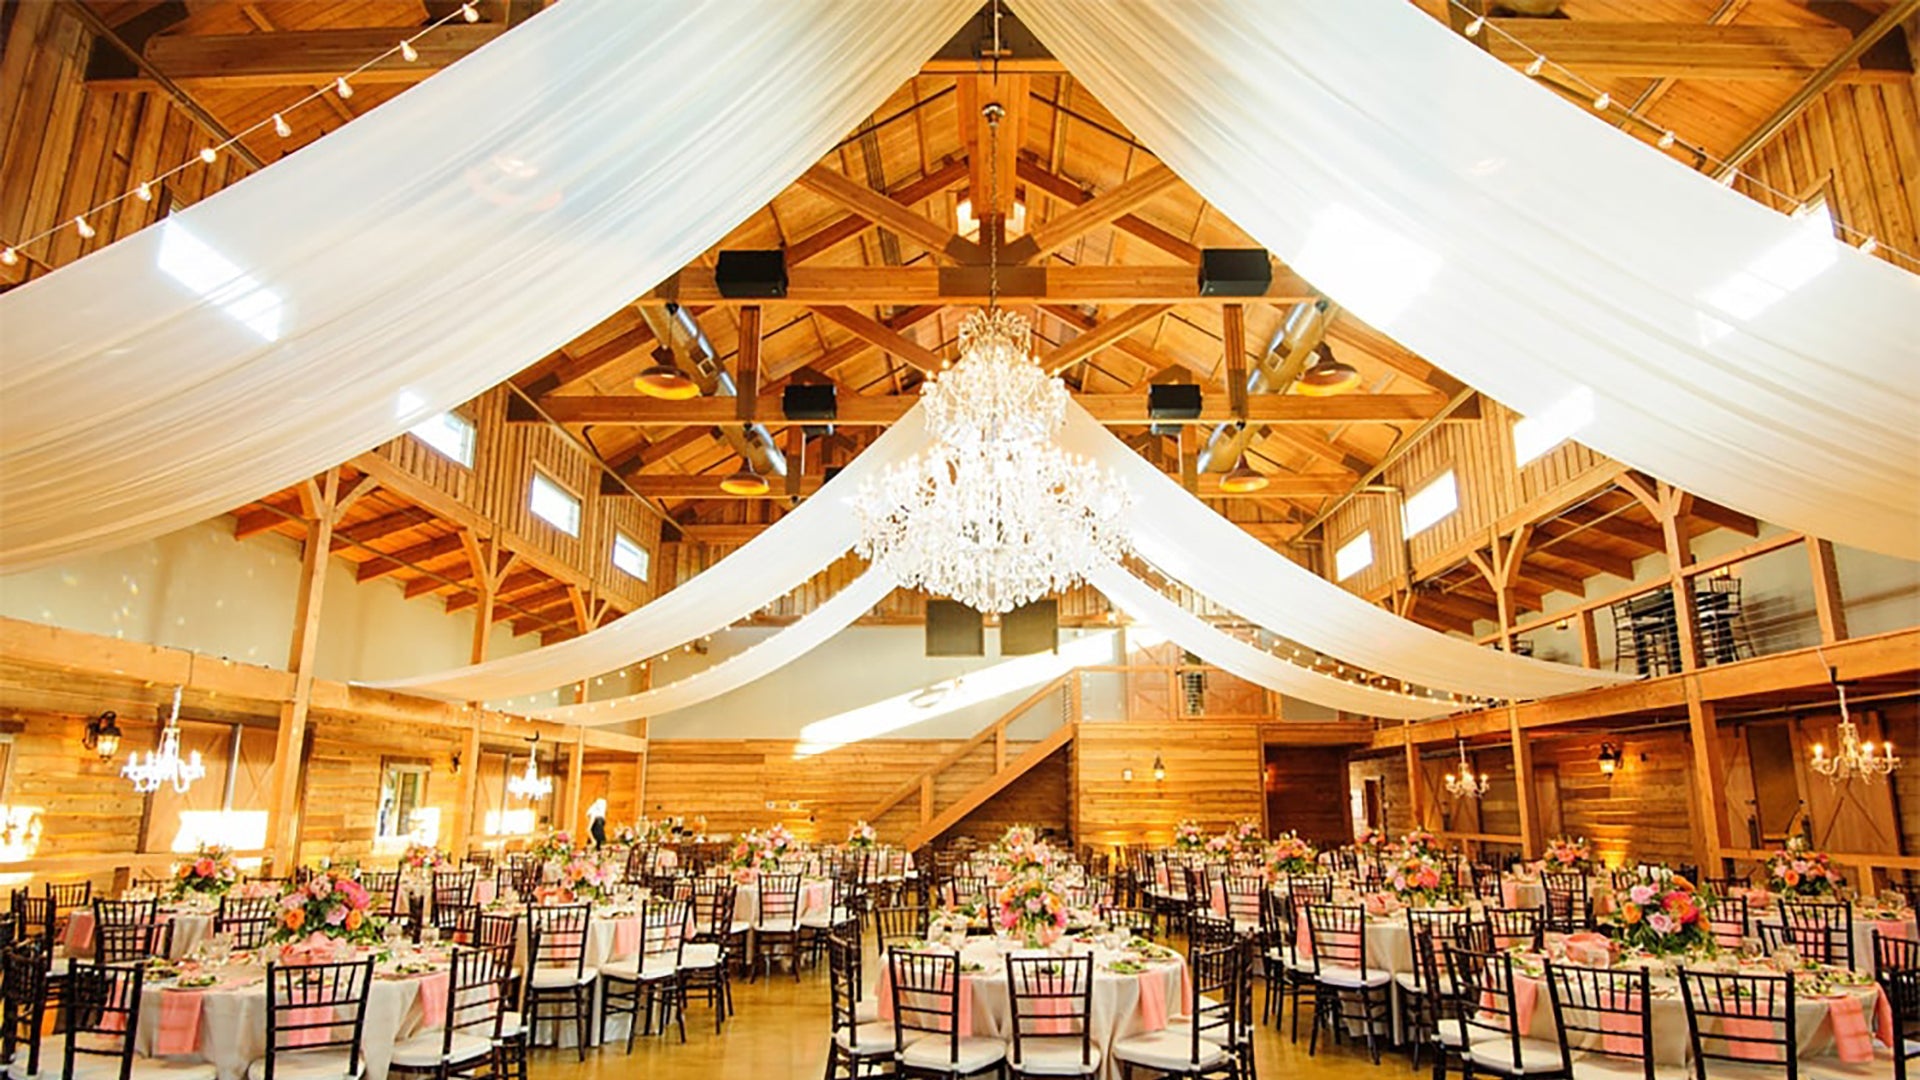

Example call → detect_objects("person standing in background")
587 797 608 847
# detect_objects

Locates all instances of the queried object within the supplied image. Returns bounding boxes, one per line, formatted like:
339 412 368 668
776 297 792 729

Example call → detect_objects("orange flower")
1671 875 1696 892
282 909 305 931
344 910 363 932
1783 870 1801 886
1620 902 1642 924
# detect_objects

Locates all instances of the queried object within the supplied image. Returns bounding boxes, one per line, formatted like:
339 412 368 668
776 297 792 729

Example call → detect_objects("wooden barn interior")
0 1 1916 1078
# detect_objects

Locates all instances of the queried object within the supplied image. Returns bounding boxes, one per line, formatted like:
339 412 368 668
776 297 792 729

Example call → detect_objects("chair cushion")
1318 964 1393 988
244 1050 359 1080
1572 1055 1692 1080
681 943 722 969
1465 1034 1565 1074
75 1059 216 1080
1111 1029 1226 1071
728 920 752 936
1011 1035 1102 1075
9 1036 143 1080
1396 971 1456 996
387 1032 492 1068
754 918 798 934
853 997 882 1024
528 965 597 988
496 1012 524 1040
898 1035 1007 1073
834 1021 906 1055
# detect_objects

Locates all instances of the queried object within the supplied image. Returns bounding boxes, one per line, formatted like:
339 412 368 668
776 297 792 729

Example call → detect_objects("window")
375 759 430 840
1335 531 1374 581
612 532 649 580
408 411 475 467
1403 470 1459 536
529 470 581 536
1513 388 1594 467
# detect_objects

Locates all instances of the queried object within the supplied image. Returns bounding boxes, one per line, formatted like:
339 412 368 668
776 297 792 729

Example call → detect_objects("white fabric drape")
1085 563 1455 720
1059 404 1630 700
1016 0 1920 560
0 0 978 571
529 569 895 726
367 407 933 700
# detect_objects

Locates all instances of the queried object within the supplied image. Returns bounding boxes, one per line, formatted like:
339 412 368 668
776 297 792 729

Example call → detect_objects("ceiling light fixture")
1220 451 1269 493
719 463 770 496
1296 343 1360 397
1444 736 1489 799
633 348 699 399
122 687 205 794
507 734 553 801
1810 679 1900 783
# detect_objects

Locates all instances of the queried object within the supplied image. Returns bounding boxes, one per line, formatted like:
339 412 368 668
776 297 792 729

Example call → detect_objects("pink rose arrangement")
1355 827 1389 850
1234 819 1262 845
400 844 450 872
528 830 576 863
1401 830 1440 856
1387 851 1452 906
1766 837 1842 897
995 872 1069 948
1205 833 1236 857
1542 836 1593 872
1265 831 1320 878
559 852 619 901
170 843 239 899
995 826 1054 876
272 870 382 945
1172 820 1207 853
1612 875 1712 956
846 820 877 850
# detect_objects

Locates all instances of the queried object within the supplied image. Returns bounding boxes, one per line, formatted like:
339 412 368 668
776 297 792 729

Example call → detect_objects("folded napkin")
414 970 450 1029
156 991 205 1055
1563 932 1614 968
1598 986 1641 1055
1828 992 1875 1063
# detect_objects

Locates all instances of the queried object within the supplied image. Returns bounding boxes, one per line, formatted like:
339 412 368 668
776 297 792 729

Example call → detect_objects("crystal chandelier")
1810 683 1900 783
507 735 553 800
853 103 1130 613
1444 737 1489 799
123 686 206 795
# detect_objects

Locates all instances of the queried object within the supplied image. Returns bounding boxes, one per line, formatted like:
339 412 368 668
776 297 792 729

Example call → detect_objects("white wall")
0 517 539 683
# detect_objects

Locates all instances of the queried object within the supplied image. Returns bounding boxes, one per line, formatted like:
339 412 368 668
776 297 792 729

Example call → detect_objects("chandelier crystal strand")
507 736 553 800
121 686 206 795
1810 683 1901 783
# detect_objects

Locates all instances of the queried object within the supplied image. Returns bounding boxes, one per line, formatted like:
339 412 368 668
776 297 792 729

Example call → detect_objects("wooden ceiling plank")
1016 158 1202 263
1481 20 1909 83
356 532 466 583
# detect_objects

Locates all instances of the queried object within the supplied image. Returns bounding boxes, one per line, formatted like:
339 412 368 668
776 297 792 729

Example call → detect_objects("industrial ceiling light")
1220 452 1269 493
633 347 699 400
83 710 123 763
1597 741 1623 777
1296 343 1361 397
719 463 770 496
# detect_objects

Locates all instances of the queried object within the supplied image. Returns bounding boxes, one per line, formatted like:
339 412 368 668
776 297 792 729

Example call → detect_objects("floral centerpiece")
1613 876 1712 956
1542 836 1593 873
847 820 877 850
1387 850 1452 906
613 822 640 846
400 844 450 873
1401 830 1440 856
170 843 239 900
996 826 1054 878
1233 819 1263 848
995 873 1069 948
271 870 381 945
1172 820 1207 853
1265 831 1320 878
529 830 576 863
1766 836 1843 897
558 851 619 902
1355 827 1390 850
1205 833 1237 857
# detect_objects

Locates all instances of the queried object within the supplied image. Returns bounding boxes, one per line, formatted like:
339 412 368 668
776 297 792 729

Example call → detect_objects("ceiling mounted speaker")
715 250 788 299
1147 383 1202 436
1198 248 1272 297
782 384 837 421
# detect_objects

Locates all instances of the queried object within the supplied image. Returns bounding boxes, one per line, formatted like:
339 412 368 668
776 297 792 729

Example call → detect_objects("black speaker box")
925 599 985 657
1198 248 1272 297
782 384 837 421
715 249 788 298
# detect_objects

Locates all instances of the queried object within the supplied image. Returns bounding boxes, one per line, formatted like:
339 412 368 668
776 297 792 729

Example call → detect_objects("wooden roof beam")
786 160 970 266
1040 305 1172 375
1017 159 1201 263
796 167 983 265
1003 165 1182 264
356 533 467 583
811 306 943 373
536 391 1461 427
622 471 1351 500
647 264 1315 307
1483 19 1911 84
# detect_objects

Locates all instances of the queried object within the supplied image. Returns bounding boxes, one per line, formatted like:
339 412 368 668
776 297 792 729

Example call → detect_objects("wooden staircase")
863 673 1082 850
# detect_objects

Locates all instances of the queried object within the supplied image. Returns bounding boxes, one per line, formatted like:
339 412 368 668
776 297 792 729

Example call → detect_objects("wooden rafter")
1004 164 1182 264
645 264 1315 307
534 391 1465 427
796 167 982 265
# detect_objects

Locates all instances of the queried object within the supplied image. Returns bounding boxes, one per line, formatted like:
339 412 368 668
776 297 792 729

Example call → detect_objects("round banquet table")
1505 959 1888 1066
131 952 451 1080
1504 875 1617 915
731 876 833 925
1747 906 1917 974
65 907 215 961
874 939 1189 1080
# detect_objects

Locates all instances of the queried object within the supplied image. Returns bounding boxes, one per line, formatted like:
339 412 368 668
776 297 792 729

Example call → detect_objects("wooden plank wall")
1532 729 1702 869
950 747 1070 845
1262 744 1354 848
1736 81 1920 275
0 708 149 888
1319 399 1620 601
1074 721 1264 849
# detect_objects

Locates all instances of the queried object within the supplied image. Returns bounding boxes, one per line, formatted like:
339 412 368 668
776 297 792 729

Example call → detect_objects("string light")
1446 0 1915 268
0 5 477 269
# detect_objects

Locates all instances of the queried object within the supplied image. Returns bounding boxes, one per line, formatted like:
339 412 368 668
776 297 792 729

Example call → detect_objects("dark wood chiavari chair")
1678 968 1797 1080
1006 953 1097 1078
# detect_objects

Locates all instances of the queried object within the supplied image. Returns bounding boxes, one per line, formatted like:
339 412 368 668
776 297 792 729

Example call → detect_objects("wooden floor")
525 945 1396 1080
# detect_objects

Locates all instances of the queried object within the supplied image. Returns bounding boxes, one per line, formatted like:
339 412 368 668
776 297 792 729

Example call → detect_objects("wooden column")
1807 539 1849 643
1576 609 1600 669
564 727 586 834
266 468 374 869
1403 720 1428 830
448 534 513 857
1467 525 1533 652
1508 705 1543 858
1686 688 1732 871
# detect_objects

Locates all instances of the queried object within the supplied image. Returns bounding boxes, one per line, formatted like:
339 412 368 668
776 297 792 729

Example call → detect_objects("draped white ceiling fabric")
0 0 977 572
1086 563 1455 720
1015 0 1920 560
367 408 933 701
1059 404 1630 700
528 570 896 727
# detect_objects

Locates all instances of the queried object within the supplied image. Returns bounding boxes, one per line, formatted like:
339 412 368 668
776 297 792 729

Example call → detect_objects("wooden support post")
995 726 1008 773
1686 688 1731 873
1403 720 1427 830
449 533 506 857
1577 609 1600 669
267 468 347 870
565 727 585 834
919 775 934 825
735 306 762 420
1508 705 1542 858
1807 538 1849 643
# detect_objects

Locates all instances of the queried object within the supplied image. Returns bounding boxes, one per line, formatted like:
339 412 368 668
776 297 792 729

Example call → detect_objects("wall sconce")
1121 767 1134 782
1597 742 1623 777
1152 754 1167 782
450 752 462 776
83 710 123 763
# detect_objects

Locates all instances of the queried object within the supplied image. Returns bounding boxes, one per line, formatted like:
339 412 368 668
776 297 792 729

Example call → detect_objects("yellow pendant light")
1296 343 1360 397
1219 453 1269 493
719 464 770 496
634 364 699 399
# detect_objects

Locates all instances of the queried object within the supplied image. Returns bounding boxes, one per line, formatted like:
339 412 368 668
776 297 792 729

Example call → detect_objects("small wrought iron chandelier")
122 686 205 795
507 733 553 800
1444 736 1489 799
1810 683 1900 783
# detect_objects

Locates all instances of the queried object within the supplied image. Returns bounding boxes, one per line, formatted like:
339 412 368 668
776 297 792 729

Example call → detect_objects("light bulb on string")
134 181 152 202
1861 236 1880 255
1525 55 1545 77
1592 92 1611 111
1657 131 1677 150
273 113 292 138
461 3 479 21
335 76 355 99
74 215 96 239
400 39 420 62
1464 16 1484 36
0 247 16 266
199 147 218 164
